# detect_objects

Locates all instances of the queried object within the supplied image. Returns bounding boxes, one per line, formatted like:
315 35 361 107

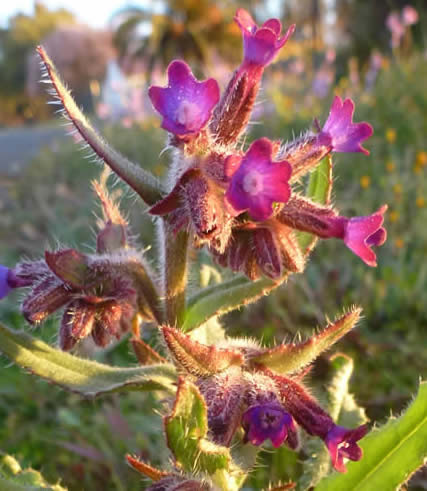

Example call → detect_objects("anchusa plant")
2 7 423 491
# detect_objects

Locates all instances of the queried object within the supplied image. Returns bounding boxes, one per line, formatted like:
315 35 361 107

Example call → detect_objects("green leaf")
0 453 66 491
0 323 176 397
250 308 361 375
37 46 163 206
298 354 367 490
316 381 427 491
164 379 232 475
298 155 333 253
182 275 285 332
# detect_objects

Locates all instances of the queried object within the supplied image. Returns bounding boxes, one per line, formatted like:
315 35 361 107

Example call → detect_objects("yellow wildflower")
360 175 371 189
386 128 396 143
395 238 404 249
416 151 427 167
386 161 395 173
416 197 425 208
393 183 402 194
389 210 399 222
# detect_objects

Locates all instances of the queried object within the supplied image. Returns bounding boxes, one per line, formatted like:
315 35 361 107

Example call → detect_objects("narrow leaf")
37 46 163 206
316 381 427 491
298 155 333 253
182 275 285 332
0 323 176 397
250 308 361 374
164 379 232 475
162 326 244 377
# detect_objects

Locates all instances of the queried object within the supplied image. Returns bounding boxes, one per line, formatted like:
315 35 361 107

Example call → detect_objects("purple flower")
235 8 295 68
242 403 295 448
225 138 292 221
148 60 220 137
319 96 373 155
325 424 369 473
0 265 12 299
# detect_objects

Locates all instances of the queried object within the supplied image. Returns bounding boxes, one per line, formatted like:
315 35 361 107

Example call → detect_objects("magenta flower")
319 96 373 155
342 206 388 267
325 424 369 473
235 8 295 68
242 403 295 448
278 198 387 267
225 138 292 221
148 60 220 137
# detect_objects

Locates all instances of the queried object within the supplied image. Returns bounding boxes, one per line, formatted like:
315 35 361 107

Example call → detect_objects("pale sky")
0 0 161 28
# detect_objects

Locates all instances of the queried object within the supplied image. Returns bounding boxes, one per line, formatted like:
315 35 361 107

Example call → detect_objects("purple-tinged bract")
325 424 369 473
319 96 373 155
242 403 295 448
235 8 295 68
225 138 292 221
148 60 220 137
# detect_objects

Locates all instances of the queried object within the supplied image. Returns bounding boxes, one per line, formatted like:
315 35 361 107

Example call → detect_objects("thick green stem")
162 221 189 327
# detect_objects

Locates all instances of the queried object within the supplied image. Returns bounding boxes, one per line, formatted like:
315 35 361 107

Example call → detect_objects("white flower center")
176 101 200 130
243 170 263 195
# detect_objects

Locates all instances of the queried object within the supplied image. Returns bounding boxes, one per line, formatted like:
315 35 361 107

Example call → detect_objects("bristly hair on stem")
36 45 164 206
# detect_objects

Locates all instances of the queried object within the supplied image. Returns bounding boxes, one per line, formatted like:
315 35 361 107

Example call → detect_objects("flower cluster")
162 308 367 473
147 9 386 279
0 178 159 350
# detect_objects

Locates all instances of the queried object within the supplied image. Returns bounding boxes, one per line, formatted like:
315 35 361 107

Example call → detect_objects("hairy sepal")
162 326 244 377
248 308 362 374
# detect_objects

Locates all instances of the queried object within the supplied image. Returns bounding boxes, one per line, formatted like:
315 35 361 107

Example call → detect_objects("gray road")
0 124 66 176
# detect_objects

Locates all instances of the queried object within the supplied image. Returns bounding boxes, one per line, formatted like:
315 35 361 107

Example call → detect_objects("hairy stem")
162 221 189 327
37 46 163 206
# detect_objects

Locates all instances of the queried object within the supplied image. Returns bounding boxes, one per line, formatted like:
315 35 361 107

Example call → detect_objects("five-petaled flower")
148 60 220 137
225 138 292 221
325 424 369 473
242 403 295 448
234 8 295 68
318 96 373 155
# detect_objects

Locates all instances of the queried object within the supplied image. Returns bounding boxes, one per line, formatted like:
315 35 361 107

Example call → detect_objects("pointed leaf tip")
126 455 168 481
249 308 361 374
162 326 244 376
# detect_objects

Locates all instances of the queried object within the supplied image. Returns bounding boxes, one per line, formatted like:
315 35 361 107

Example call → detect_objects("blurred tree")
0 2 76 124
113 0 242 78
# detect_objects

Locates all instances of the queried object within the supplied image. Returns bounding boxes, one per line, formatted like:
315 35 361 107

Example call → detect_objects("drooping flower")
318 96 373 155
242 403 295 448
325 424 369 473
235 8 295 68
225 138 292 221
342 206 388 267
278 197 387 267
148 60 220 137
